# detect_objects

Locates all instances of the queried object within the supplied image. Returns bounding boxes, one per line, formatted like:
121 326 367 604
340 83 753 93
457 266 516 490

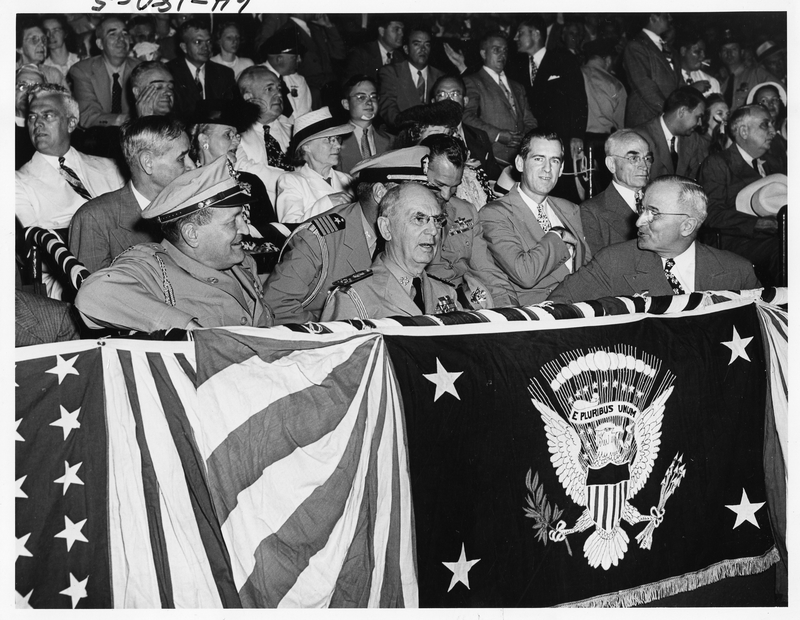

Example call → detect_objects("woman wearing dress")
210 21 254 80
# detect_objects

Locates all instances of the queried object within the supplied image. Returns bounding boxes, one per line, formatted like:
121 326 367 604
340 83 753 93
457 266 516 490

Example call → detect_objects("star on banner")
60 573 89 609
15 418 24 442
424 358 463 401
442 542 480 591
55 516 88 551
46 354 80 385
721 327 752 365
16 476 27 499
50 406 81 440
725 488 765 529
15 589 33 609
54 461 84 495
17 533 33 561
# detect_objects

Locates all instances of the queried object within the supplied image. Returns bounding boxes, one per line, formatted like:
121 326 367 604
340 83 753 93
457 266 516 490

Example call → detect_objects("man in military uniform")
76 156 273 332
321 183 462 321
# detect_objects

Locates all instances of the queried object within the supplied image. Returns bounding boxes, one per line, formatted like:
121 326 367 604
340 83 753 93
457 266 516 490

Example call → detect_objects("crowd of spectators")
13 12 787 344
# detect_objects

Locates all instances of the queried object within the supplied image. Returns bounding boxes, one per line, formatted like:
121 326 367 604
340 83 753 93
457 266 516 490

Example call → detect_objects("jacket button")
207 277 218 284
240 317 248 325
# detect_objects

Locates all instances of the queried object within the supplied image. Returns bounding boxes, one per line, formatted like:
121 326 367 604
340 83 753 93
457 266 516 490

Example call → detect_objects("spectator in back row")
338 74 394 174
42 14 80 80
344 17 405 81
210 21 254 79
718 28 777 112
17 15 68 88
15 65 44 170
130 61 175 118
259 28 312 123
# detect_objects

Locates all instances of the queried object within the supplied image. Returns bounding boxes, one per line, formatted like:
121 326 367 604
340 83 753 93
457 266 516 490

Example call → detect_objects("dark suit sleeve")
562 58 588 140
69 205 113 273
463 76 500 142
622 40 670 123
547 250 616 303
580 202 605 257
378 65 403 128
697 155 759 238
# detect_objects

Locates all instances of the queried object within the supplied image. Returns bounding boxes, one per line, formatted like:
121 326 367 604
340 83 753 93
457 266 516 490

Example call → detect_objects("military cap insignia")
311 213 346 236
448 217 474 236
332 269 373 288
434 295 457 314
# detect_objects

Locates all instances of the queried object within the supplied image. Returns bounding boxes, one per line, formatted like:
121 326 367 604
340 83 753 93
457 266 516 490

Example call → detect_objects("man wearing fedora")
258 28 312 124
75 156 273 332
548 176 759 303
698 104 785 286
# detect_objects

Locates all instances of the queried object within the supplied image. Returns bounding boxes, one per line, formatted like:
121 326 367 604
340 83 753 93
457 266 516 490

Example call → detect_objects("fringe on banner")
559 546 781 608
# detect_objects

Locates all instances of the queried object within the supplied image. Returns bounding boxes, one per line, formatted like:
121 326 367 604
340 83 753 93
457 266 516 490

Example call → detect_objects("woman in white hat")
275 107 354 223
746 81 787 141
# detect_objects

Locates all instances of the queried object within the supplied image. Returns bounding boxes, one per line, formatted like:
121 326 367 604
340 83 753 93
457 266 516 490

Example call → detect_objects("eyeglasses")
435 90 463 101
637 205 690 222
190 39 212 47
321 135 343 145
24 35 47 45
613 153 654 166
350 93 378 103
412 213 447 229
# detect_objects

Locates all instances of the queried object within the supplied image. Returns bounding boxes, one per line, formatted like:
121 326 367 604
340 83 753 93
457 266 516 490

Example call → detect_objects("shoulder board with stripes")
427 273 456 287
311 213 346 236
332 269 373 288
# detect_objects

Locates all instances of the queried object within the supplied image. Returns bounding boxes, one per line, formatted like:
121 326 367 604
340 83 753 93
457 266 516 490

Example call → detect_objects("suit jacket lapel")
641 32 674 74
116 183 141 232
606 185 639 237
92 57 112 113
624 249 673 296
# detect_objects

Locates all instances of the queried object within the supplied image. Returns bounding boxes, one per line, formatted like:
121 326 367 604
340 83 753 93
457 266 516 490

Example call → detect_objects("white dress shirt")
660 115 678 154
350 124 377 159
612 181 639 213
662 242 696 293
517 187 574 273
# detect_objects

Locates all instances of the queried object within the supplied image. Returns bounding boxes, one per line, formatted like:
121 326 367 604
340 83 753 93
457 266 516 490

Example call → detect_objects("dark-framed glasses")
614 153 654 166
637 205 690 222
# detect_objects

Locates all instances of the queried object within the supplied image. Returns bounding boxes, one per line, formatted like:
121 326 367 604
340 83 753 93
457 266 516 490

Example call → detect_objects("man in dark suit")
15 290 80 347
378 27 443 129
480 131 591 306
344 17 405 81
69 16 142 128
581 129 653 255
69 117 195 272
338 75 393 173
463 33 538 167
622 13 680 128
507 15 588 203
549 176 759 303
635 86 708 181
167 18 237 120
698 104 786 286
432 74 502 181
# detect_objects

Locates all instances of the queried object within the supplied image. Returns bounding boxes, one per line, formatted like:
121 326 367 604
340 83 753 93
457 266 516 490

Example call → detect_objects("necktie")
670 136 679 171
263 125 293 171
499 74 517 116
111 72 122 114
411 277 425 312
280 78 293 117
416 70 426 103
683 71 694 85
195 66 203 97
59 157 92 201
536 201 552 233
529 56 538 86
635 189 644 213
664 258 685 294
385 51 393 65
323 177 332 186
752 158 766 178
360 126 372 158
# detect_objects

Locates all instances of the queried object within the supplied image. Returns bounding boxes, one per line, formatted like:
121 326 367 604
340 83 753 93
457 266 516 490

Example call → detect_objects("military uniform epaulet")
310 213 346 236
427 273 456 287
332 269 373 288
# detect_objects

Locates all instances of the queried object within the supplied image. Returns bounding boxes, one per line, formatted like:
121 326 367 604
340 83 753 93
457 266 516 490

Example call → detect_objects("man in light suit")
378 27 443 129
635 86 708 181
463 33 537 167
69 117 196 273
16 85 124 232
622 13 680 128
480 131 591 306
69 16 142 128
166 18 237 120
344 17 405 81
581 129 652 255
548 176 759 303
321 183 462 321
338 75 393 173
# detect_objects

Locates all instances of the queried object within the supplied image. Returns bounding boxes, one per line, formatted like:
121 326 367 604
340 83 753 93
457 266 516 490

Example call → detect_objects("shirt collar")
736 143 758 164
185 58 204 77
103 58 127 79
482 65 505 82
40 146 76 170
532 47 547 66
642 28 663 50
130 182 151 210
661 241 697 292
659 114 676 143
612 181 639 212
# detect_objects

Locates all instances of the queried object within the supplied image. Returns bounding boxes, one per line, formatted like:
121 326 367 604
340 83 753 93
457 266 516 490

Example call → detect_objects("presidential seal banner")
385 301 779 606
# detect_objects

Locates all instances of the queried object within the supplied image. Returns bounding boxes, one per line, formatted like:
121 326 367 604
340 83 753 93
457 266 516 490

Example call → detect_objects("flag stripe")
205 339 375 524
144 352 241 608
117 350 175 609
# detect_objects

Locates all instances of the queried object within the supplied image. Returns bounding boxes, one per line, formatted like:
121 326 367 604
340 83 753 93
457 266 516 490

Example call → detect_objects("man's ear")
372 182 388 205
462 95 470 107
66 116 78 134
403 44 409 56
96 36 105 52
479 48 487 62
179 42 187 56
605 155 617 176
514 154 524 173
242 91 253 101
341 98 350 112
180 220 201 248
378 26 385 40
139 150 153 174
377 215 391 240
680 216 699 237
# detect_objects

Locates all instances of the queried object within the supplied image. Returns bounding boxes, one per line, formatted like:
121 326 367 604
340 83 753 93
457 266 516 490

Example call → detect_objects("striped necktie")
195 66 203 97
360 126 372 158
499 74 517 116
529 56 538 86
664 258 685 294
416 70 426 103
58 157 92 201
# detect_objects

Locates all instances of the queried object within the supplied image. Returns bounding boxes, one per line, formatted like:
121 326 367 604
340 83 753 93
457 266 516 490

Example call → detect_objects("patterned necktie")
411 277 425 312
111 72 122 114
360 126 372 158
536 201 552 233
670 136 679 171
59 157 92 201
664 258 685 294
752 158 766 178
280 78 293 117
499 74 517 116
684 71 694 85
263 125 293 171
529 56 538 86
416 70 426 103
195 66 203 97
386 51 393 65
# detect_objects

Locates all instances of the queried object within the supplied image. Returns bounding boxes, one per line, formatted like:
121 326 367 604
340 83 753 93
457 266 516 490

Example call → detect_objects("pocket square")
548 75 560 81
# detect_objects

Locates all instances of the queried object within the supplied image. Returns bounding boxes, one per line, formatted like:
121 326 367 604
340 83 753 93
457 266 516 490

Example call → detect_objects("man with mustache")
338 74 394 173
76 156 273 332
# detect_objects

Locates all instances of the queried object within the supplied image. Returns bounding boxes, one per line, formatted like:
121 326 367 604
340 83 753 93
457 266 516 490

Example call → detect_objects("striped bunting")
191 330 417 608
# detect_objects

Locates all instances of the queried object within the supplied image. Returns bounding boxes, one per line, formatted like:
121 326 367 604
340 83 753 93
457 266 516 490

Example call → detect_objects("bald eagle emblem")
527 347 686 570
